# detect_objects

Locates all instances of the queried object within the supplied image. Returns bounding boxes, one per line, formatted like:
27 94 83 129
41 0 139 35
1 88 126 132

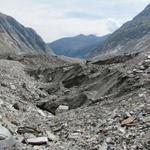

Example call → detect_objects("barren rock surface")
0 52 149 150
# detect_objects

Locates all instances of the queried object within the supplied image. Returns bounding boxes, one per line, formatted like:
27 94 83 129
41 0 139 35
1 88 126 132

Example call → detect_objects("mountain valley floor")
0 52 149 150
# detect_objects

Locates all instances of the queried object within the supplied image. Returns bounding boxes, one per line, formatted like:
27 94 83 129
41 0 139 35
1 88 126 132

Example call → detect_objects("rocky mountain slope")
0 5 150 150
0 50 149 149
0 13 53 54
89 4 150 58
49 34 108 58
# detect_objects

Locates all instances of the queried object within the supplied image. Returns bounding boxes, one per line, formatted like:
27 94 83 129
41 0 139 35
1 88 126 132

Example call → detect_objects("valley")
0 2 149 150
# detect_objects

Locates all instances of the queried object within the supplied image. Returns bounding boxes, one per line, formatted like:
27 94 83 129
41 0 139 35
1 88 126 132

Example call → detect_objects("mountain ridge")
0 12 53 55
48 34 109 58
89 3 150 58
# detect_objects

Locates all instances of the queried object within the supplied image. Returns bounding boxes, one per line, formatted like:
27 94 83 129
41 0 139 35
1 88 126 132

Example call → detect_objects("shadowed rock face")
89 4 150 58
0 13 53 54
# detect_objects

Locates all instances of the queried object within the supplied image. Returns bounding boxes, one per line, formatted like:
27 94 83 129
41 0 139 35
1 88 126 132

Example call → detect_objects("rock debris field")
0 52 149 150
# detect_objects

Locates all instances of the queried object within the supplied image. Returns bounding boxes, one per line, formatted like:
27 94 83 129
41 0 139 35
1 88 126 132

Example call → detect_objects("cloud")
65 11 104 20
0 0 149 42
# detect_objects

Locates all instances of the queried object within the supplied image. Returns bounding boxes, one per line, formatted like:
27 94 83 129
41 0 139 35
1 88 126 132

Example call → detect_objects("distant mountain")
0 13 53 55
48 34 109 58
89 4 150 58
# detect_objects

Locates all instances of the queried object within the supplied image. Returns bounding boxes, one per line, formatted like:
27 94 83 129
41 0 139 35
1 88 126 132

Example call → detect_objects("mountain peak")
145 3 150 10
77 34 85 37
134 3 150 19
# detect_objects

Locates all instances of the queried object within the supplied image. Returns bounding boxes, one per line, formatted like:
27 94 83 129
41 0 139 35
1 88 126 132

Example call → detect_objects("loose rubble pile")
0 52 149 150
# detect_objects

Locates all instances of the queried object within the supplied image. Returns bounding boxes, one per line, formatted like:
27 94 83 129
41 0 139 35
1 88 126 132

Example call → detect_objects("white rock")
55 105 69 114
145 59 150 63
0 99 4 105
139 65 145 70
106 137 112 143
147 55 150 59
10 84 16 90
139 93 146 98
133 69 137 72
37 109 46 117
99 142 107 150
46 131 58 141
0 125 11 140
127 70 132 74
26 137 48 145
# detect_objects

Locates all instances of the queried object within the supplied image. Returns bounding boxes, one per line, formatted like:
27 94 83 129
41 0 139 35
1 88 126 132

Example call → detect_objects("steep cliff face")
89 4 150 58
0 13 53 54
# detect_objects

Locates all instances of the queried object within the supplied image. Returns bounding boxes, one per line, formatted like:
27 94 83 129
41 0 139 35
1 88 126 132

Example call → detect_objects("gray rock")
99 142 107 150
0 125 11 140
55 105 69 114
0 137 18 150
10 84 16 90
26 137 48 145
46 131 58 141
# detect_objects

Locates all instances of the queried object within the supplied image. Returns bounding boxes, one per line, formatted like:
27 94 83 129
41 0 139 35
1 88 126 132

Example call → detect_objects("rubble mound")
0 52 149 149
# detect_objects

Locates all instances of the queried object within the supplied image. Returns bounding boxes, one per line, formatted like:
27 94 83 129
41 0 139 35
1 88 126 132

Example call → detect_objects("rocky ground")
0 52 149 150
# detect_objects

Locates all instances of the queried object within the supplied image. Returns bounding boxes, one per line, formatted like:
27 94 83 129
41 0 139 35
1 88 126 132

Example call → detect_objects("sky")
0 0 149 42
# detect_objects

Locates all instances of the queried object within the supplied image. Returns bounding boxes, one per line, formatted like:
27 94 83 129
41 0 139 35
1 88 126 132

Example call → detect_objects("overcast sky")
0 0 149 42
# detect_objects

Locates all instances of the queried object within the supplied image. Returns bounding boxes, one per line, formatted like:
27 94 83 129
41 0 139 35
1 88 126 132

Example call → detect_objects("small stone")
13 103 21 110
127 70 132 74
106 137 112 143
147 55 150 59
0 125 11 140
1 82 7 87
123 112 131 118
98 128 109 134
139 93 146 98
121 116 136 126
0 99 4 105
26 137 48 145
55 105 69 114
99 142 107 150
46 131 58 141
139 65 145 70
10 84 16 90
146 67 150 73
64 89 70 94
